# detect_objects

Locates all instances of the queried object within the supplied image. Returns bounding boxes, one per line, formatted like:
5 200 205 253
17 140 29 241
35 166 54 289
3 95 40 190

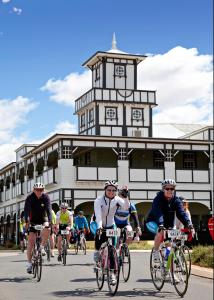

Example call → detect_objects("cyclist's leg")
27 231 36 262
125 225 133 245
57 234 62 255
41 227 50 247
154 231 163 251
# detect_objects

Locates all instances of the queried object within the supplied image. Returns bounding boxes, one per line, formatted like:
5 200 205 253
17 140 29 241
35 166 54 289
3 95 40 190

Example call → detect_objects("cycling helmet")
33 182 45 189
161 179 176 188
118 185 129 198
78 210 84 215
60 202 68 209
104 180 118 190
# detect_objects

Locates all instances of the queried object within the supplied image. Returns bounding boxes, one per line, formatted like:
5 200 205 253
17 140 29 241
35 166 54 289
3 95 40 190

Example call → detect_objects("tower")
74 34 157 137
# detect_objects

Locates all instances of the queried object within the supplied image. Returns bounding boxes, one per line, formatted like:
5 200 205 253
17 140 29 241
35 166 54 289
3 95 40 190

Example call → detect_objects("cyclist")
94 180 124 285
49 209 57 257
74 211 90 243
114 185 142 244
56 202 73 262
146 179 194 262
24 182 52 274
19 216 27 251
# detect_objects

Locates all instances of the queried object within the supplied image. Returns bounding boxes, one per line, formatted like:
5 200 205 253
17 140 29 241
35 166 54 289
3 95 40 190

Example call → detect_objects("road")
0 250 212 300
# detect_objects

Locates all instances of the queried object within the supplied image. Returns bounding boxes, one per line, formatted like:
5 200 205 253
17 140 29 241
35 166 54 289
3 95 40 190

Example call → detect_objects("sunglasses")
34 189 44 192
61 208 67 210
164 188 175 191
106 189 117 192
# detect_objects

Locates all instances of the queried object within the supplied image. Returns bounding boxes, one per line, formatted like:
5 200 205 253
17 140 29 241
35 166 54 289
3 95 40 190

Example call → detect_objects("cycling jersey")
52 210 56 225
114 202 139 227
75 216 89 230
24 192 52 224
56 210 72 225
94 195 124 229
146 191 191 228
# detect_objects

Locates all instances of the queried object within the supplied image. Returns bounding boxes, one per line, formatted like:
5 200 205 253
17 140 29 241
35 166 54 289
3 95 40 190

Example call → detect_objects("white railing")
130 168 164 182
27 179 35 193
176 170 209 183
76 166 117 181
36 168 57 185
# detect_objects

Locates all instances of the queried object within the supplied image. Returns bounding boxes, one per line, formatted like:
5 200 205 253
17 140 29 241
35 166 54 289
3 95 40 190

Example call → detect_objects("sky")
0 0 213 169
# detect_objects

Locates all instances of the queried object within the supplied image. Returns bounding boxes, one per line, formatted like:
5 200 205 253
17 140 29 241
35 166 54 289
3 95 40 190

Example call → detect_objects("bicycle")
74 230 86 255
60 228 70 265
179 228 193 278
150 228 189 297
21 233 27 253
117 228 134 282
31 224 45 282
95 228 120 296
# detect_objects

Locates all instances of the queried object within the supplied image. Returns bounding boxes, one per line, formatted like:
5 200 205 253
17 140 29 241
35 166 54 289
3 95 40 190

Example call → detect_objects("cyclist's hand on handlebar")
187 224 195 237
136 226 142 236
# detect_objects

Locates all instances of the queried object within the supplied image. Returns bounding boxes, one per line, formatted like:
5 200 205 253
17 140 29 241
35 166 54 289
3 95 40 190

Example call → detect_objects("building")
0 36 213 244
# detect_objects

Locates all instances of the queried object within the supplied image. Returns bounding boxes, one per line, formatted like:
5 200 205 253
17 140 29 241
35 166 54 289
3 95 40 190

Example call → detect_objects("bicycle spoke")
121 244 131 282
150 248 165 291
107 246 120 296
172 249 188 297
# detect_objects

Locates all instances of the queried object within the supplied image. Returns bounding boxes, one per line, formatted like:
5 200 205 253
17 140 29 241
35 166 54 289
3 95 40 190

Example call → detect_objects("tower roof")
82 34 147 69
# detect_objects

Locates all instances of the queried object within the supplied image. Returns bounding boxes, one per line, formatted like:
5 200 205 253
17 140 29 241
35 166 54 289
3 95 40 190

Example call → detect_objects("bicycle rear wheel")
121 244 131 282
150 247 165 291
96 255 104 290
172 249 188 297
107 245 120 296
36 252 42 282
180 245 191 278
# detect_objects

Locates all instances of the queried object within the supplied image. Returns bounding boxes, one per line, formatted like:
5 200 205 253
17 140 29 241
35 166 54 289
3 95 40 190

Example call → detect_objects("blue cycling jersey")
74 216 89 230
114 203 137 226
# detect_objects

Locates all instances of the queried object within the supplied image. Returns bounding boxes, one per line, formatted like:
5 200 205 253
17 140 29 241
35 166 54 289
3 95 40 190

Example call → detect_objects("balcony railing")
176 170 210 183
36 168 57 186
129 168 164 182
75 87 156 113
76 166 117 181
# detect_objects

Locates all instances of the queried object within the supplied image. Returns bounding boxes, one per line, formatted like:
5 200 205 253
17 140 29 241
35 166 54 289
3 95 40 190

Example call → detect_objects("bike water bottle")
164 246 171 261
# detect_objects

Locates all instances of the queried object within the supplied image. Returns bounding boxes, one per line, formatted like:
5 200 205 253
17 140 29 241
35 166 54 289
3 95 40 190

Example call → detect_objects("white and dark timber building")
0 36 213 244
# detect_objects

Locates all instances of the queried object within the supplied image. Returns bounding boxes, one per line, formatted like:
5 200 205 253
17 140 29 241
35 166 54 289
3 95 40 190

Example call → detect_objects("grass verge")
191 245 213 268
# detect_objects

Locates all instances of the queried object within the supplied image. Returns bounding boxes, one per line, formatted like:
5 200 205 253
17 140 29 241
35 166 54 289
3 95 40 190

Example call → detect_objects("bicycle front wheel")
96 255 104 290
121 244 131 282
172 249 188 297
107 245 120 296
150 247 165 291
180 245 191 278
36 252 42 282
62 240 67 265
46 240 51 262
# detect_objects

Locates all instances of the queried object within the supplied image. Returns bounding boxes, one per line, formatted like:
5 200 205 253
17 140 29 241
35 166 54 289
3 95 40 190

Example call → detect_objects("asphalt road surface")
0 250 212 300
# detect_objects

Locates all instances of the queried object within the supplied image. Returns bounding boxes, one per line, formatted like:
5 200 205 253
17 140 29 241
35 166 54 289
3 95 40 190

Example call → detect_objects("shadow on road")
70 278 96 282
0 276 31 283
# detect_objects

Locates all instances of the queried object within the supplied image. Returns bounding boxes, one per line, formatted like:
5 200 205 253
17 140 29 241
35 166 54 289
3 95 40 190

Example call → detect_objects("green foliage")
191 245 214 268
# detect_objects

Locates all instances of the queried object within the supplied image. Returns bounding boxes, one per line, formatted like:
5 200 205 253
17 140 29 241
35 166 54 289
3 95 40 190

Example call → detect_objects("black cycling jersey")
24 192 52 225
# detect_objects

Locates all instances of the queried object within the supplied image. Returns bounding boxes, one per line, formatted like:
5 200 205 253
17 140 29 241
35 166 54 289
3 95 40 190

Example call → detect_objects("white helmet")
161 179 176 188
60 202 68 209
104 180 118 190
33 182 45 189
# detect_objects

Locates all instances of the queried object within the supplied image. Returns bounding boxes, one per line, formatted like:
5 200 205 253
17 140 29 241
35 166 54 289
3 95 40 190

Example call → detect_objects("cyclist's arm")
175 200 192 227
45 194 52 224
151 196 164 226
69 212 73 228
130 203 140 228
83 217 89 229
24 195 31 223
94 198 102 229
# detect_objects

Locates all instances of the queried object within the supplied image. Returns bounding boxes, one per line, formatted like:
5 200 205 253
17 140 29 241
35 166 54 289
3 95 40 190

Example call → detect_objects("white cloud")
41 71 91 106
2 0 11 3
12 7 22 15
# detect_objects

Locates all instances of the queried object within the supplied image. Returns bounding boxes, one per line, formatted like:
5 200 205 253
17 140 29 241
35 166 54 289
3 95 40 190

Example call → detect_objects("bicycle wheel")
150 247 165 291
36 252 42 282
121 244 131 282
172 249 188 297
96 254 104 290
107 245 120 296
62 240 67 265
75 241 78 255
46 240 51 262
32 248 37 278
82 238 86 255
180 245 191 278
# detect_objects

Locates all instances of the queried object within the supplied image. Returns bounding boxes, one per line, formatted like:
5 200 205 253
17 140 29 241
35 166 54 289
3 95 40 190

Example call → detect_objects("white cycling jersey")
94 195 124 229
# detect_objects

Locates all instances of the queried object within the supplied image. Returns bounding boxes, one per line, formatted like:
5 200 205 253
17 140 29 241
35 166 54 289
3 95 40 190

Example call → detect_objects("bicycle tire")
96 254 104 290
150 247 165 291
32 248 37 278
62 239 67 265
121 244 131 282
46 240 51 262
75 241 78 255
82 238 86 255
180 244 191 278
107 245 120 296
172 248 188 297
36 252 42 282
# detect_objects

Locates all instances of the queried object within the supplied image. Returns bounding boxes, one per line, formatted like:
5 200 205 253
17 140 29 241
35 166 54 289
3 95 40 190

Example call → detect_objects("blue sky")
0 0 213 168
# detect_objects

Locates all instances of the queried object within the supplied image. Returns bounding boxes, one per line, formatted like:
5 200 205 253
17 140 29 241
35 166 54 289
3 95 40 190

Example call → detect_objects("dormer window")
105 107 117 120
114 64 126 77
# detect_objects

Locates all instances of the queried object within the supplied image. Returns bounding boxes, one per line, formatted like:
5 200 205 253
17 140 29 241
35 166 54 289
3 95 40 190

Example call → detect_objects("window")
154 151 164 168
62 146 72 159
80 114 85 127
85 152 91 165
95 66 100 81
106 107 117 120
114 64 125 77
183 152 196 169
132 109 143 121
89 108 94 122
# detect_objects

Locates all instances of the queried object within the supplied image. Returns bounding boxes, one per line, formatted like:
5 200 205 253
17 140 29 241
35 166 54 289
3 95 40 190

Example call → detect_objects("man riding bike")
24 182 52 274
146 179 194 262
114 185 142 244
93 180 124 285
74 211 89 243
56 202 73 262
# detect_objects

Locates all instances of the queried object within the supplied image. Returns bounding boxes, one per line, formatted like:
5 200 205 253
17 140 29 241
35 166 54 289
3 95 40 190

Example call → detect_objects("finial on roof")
112 32 117 50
